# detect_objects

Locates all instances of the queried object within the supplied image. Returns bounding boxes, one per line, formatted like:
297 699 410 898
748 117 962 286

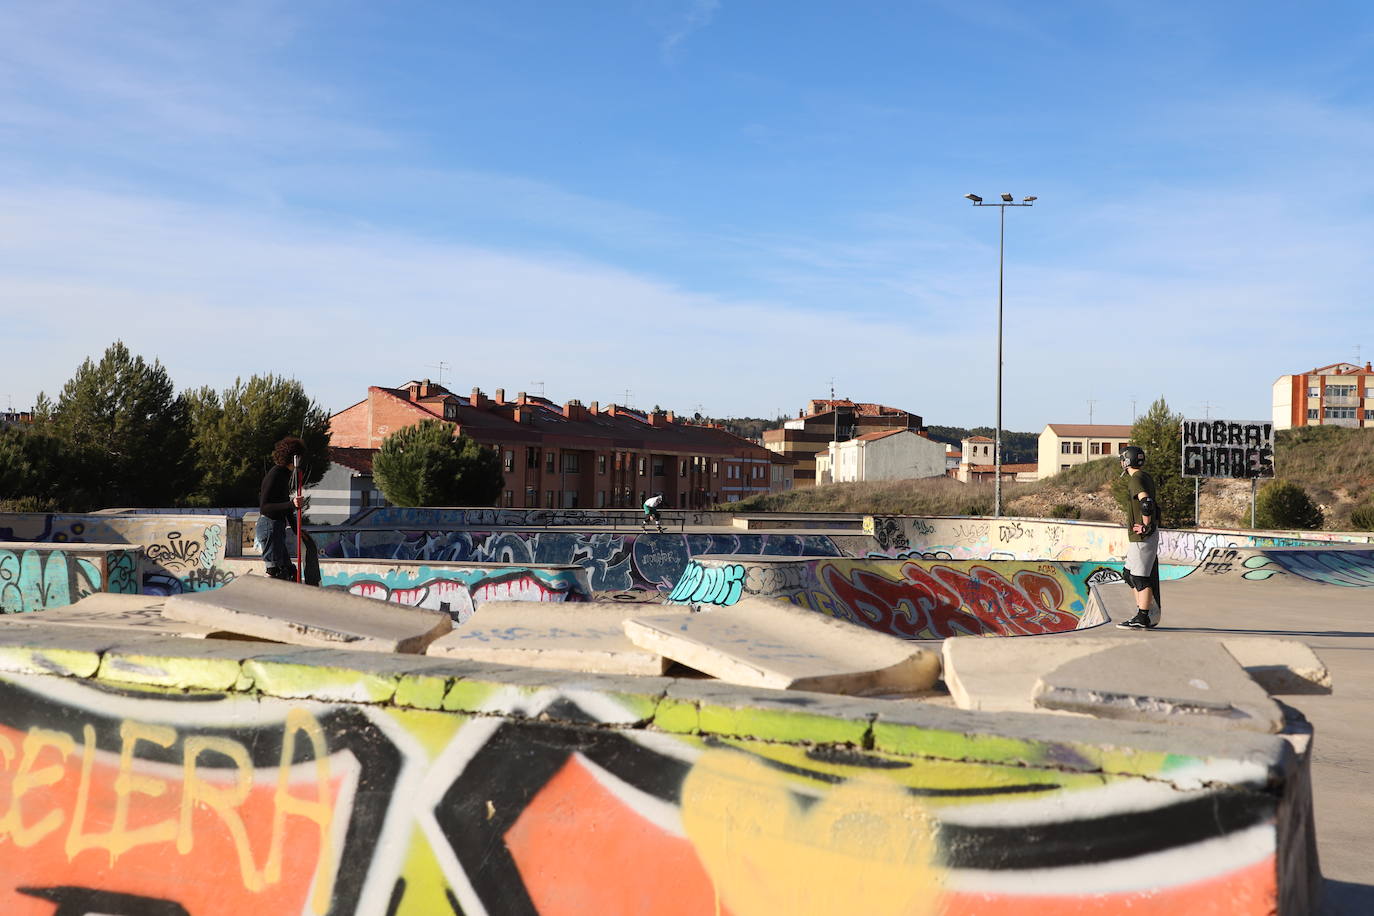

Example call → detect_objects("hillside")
727 426 1374 530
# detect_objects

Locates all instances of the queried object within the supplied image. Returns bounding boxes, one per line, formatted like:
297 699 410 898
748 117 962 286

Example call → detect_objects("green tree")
373 420 504 507
1256 480 1324 530
187 375 331 506
1110 397 1193 527
36 342 193 508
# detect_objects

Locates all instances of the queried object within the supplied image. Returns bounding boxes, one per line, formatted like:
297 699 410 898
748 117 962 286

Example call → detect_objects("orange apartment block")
330 380 792 509
763 398 923 487
1272 362 1374 430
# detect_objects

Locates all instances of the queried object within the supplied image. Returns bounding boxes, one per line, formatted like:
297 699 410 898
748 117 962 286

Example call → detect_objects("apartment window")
525 486 537 507
1061 442 1072 454
1326 385 1357 398
1325 407 1356 419
444 403 457 419
503 490 514 507
638 457 646 476
679 459 687 477
1072 442 1083 454
598 454 607 474
359 489 371 508
526 447 539 469
1089 442 1102 455
545 452 555 473
1308 408 1319 420
1061 464 1070 471
596 490 605 508
562 453 580 473
545 490 555 508
503 450 514 472
652 458 665 477
712 462 719 475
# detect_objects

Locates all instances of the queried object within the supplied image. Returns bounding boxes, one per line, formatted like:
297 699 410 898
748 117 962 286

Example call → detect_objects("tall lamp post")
964 192 1036 518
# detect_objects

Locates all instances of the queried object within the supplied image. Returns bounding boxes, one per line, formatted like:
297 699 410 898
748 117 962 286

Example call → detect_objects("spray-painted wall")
0 648 1313 914
668 555 1117 638
221 559 592 622
313 529 851 597
342 507 739 528
0 514 237 596
0 544 142 613
864 515 1373 564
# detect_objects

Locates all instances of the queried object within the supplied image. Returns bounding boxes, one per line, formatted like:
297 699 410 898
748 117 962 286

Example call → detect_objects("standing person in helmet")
1117 445 1161 629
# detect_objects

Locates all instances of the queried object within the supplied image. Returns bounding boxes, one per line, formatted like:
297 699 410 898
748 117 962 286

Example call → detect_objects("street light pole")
965 192 1037 518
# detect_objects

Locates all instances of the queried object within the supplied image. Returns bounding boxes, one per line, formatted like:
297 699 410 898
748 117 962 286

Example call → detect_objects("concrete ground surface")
1148 575 1374 915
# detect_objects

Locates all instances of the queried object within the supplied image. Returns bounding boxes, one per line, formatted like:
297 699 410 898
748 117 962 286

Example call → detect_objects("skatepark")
0 507 1370 913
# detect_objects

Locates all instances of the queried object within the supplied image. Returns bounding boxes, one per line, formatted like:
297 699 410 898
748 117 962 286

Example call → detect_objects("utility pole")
1087 398 1097 425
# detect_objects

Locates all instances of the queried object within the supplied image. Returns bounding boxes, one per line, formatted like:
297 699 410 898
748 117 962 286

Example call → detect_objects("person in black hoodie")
256 436 319 584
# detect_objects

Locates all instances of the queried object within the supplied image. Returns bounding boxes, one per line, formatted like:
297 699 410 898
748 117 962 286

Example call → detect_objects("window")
598 454 607 474
679 493 686 507
503 490 514 507
545 490 555 508
1089 442 1103 455
679 459 687 477
526 447 539 469
562 453 579 473
712 462 719 475
638 457 646 476
503 450 514 472
652 458 665 477
1308 386 1319 398
596 490 605 508
1326 384 1357 398
1307 408 1319 420
545 452 555 473
359 489 371 508
1061 464 1070 471
1072 442 1083 454
1324 407 1356 419
1061 442 1072 454
525 486 537 507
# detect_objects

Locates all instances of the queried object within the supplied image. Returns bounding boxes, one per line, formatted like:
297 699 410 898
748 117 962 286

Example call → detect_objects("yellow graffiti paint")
681 750 944 916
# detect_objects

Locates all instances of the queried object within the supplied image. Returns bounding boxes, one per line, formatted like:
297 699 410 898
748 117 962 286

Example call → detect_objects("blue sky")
3 1 1372 430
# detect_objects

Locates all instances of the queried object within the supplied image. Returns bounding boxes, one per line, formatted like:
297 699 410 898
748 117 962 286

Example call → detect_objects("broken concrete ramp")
163 574 451 653
426 602 690 675
1033 639 1285 733
622 598 940 695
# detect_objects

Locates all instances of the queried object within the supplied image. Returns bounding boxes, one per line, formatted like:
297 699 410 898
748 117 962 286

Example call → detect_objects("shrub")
1351 500 1374 532
1048 503 1081 519
1255 479 1324 530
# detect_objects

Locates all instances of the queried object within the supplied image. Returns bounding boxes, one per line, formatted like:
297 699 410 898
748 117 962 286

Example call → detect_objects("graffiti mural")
0 663 1303 914
342 507 734 529
312 529 846 597
1192 547 1374 587
323 564 591 622
669 556 1120 638
0 547 142 614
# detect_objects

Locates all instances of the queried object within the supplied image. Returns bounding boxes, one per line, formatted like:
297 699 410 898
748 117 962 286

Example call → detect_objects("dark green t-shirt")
1125 470 1159 542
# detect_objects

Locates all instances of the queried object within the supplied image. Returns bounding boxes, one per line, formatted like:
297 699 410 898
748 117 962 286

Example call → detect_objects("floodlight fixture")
965 193 983 203
1000 192 1013 202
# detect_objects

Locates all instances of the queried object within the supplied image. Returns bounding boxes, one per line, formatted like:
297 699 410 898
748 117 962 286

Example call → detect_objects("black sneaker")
1117 611 1152 629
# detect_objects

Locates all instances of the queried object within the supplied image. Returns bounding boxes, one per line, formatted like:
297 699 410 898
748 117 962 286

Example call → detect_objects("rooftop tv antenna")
426 361 450 385
531 381 545 398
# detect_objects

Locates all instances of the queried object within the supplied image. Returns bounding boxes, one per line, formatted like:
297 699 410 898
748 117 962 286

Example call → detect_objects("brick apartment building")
329 380 792 509
763 398 924 487
1272 362 1374 429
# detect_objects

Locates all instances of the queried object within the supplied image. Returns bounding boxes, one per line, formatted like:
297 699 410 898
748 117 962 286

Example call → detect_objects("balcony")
1324 396 1360 408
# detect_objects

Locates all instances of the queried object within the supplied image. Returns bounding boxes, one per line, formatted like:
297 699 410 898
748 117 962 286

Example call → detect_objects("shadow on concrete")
1322 877 1374 915
1170 626 1374 639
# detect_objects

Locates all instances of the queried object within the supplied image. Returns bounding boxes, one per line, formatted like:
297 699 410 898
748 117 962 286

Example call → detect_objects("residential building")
1037 424 1134 478
763 398 923 487
308 447 387 525
825 428 946 484
329 380 792 509
0 409 32 429
1272 362 1374 430
951 435 1036 483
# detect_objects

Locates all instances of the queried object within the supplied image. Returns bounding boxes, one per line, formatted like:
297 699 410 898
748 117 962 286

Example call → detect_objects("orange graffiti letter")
178 736 263 892
0 728 75 847
266 708 335 915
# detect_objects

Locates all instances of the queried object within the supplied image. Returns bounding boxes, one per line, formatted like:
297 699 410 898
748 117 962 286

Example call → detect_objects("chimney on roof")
516 391 527 404
666 411 675 423
470 387 489 409
650 410 669 428
589 400 599 415
563 399 586 421
493 388 505 404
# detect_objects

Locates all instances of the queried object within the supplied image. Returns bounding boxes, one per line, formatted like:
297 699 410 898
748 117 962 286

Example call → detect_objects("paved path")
1150 575 1373 915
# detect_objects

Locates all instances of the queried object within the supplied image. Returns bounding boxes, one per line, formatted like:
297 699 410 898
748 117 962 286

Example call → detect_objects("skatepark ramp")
1184 546 1374 587
668 555 1117 639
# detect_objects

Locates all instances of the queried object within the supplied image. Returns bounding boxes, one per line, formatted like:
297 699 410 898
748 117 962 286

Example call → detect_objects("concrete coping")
0 541 142 551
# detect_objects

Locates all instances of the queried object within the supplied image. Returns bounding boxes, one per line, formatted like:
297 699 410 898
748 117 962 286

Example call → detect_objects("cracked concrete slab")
162 574 451 653
426 601 691 675
1033 639 1285 733
622 597 940 694
0 594 214 637
944 632 1331 713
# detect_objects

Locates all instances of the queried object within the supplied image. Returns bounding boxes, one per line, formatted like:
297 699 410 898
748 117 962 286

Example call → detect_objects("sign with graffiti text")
1180 419 1275 479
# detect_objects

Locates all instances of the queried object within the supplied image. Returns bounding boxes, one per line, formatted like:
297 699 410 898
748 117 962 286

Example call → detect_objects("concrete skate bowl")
1181 546 1374 588
668 555 1120 639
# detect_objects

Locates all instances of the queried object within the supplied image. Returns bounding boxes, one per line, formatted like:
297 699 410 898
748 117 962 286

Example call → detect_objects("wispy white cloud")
660 0 720 60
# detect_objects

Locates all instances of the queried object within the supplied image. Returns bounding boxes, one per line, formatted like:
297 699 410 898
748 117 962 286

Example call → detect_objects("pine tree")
188 375 331 506
37 342 193 508
373 420 504 507
1111 397 1193 527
